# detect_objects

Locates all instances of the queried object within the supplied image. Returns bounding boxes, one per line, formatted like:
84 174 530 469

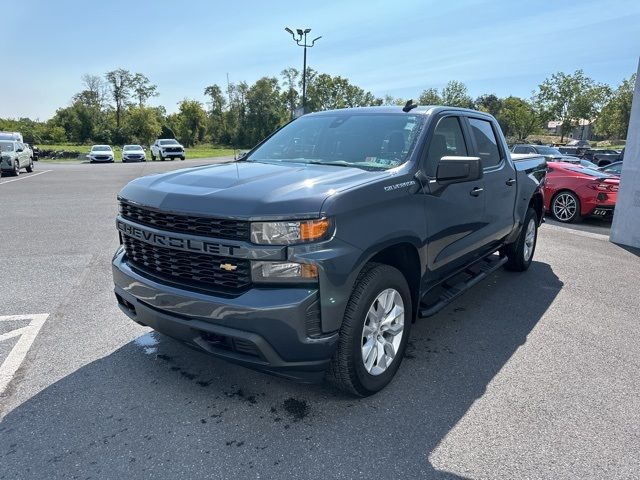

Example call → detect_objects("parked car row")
88 139 186 163
556 146 624 167
510 144 623 223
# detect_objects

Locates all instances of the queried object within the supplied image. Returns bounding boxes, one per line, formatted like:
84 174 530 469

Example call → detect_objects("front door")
422 115 486 284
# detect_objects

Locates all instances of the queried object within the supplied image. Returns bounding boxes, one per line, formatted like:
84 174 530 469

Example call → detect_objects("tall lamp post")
284 27 321 114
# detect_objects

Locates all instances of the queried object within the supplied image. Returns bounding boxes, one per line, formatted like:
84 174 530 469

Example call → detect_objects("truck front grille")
119 200 249 241
122 235 251 293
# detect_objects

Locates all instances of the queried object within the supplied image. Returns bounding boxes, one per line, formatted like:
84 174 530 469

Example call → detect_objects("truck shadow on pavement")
0 262 562 479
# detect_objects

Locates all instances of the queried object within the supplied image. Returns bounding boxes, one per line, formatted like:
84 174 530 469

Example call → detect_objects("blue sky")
3 0 640 120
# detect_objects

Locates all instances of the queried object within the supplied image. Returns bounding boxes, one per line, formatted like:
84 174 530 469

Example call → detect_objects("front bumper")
160 151 184 158
1 156 16 170
90 156 114 163
112 249 338 382
123 155 146 162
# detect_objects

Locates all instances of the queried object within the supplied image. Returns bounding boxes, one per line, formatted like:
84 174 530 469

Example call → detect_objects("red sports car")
544 161 619 223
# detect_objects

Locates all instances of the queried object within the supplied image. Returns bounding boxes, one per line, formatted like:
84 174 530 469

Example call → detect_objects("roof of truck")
305 105 493 119
306 105 490 117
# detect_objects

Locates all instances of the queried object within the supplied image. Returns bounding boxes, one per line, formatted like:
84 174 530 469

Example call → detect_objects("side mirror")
435 156 482 187
16 148 24 153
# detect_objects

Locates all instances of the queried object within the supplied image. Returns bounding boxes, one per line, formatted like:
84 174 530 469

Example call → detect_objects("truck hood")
119 160 386 219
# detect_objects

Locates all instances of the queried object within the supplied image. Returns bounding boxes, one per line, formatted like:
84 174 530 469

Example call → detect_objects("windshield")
92 145 111 151
535 146 562 155
123 145 142 151
0 141 15 152
246 113 426 170
159 140 179 145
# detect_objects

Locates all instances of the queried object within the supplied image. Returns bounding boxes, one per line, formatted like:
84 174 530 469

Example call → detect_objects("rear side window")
469 118 501 168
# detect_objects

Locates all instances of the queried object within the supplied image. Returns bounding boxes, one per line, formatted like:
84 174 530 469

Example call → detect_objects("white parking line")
0 314 49 397
0 170 52 185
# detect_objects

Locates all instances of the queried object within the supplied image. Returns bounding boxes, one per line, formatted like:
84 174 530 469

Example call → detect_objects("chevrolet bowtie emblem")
220 263 238 272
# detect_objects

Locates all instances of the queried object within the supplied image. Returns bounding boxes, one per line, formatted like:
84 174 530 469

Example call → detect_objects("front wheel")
504 207 538 272
12 160 20 176
26 159 34 173
328 263 412 396
551 191 581 223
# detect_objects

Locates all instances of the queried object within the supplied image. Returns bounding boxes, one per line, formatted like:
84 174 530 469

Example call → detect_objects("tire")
151 153 156 161
504 207 538 272
159 153 164 161
26 159 34 173
551 190 581 223
12 160 20 176
180 156 185 161
328 263 412 396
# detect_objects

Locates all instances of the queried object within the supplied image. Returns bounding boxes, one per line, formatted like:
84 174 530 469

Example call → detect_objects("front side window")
427 116 468 167
247 114 426 171
469 118 501 168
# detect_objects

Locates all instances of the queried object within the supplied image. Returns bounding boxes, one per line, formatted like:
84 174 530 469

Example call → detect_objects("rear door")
422 114 486 280
464 116 517 244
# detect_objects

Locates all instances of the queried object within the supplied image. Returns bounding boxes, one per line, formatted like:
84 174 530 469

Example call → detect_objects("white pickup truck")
150 139 185 161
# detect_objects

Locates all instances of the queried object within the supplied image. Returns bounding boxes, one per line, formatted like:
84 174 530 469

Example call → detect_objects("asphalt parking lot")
1 161 639 479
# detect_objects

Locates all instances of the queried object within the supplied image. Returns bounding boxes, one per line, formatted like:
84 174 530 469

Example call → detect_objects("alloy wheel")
553 193 577 221
523 218 536 261
361 288 405 376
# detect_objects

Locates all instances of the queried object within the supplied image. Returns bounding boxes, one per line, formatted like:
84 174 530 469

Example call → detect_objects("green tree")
418 81 473 108
498 97 540 140
131 73 158 108
595 73 636 139
203 84 227 143
534 70 611 141
475 94 503 116
105 69 134 132
243 77 286 146
306 73 380 111
124 107 162 144
172 99 208 147
441 80 474 108
418 87 441 105
280 68 300 119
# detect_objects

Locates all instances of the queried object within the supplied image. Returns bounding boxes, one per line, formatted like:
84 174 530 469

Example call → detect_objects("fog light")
251 261 318 284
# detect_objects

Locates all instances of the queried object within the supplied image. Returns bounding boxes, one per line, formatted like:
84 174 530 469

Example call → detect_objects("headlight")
250 218 330 245
251 261 318 283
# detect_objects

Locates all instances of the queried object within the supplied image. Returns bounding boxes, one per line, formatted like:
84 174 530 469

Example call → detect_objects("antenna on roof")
403 99 418 112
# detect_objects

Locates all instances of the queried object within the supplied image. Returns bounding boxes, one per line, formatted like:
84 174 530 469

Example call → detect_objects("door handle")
506 178 516 186
470 187 483 197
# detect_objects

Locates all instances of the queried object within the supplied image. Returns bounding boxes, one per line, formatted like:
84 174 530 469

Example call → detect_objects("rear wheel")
551 191 581 223
328 263 412 396
504 207 538 271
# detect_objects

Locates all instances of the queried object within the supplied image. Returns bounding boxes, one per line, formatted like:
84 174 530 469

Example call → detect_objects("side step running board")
419 254 507 318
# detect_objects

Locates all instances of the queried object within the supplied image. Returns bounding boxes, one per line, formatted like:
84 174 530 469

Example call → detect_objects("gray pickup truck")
112 106 546 396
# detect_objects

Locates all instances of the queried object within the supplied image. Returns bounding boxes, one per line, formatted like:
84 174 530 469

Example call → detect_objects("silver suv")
0 140 34 176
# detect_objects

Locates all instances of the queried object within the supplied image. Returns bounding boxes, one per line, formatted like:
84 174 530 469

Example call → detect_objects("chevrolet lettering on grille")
117 219 238 256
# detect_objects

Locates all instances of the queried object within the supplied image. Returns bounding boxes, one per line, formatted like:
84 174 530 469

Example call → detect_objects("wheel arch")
360 241 422 323
529 191 544 225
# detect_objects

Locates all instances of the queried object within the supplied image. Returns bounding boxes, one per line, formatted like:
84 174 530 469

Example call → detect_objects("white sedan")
122 145 146 163
89 145 115 163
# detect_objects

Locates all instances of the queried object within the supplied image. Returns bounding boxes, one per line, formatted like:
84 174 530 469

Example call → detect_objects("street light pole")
284 27 321 114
